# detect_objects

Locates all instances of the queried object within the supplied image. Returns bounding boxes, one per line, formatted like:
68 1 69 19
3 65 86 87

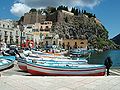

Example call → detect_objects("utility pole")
19 22 24 49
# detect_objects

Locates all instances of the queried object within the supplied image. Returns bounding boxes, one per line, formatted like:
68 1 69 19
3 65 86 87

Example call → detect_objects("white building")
23 24 33 40
0 19 21 45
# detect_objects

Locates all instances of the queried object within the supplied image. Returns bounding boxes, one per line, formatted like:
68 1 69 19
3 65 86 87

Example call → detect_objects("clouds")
77 0 101 8
10 0 102 17
10 3 31 17
18 0 102 8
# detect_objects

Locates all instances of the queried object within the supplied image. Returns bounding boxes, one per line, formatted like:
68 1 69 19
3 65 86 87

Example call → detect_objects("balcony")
40 28 50 32
16 35 19 37
10 35 13 38
5 34 8 37
44 29 50 31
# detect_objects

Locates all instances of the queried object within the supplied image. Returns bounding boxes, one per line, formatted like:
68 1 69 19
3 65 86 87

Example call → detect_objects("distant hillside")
112 34 120 45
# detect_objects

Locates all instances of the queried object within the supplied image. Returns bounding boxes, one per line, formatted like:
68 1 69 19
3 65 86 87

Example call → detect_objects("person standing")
104 56 113 76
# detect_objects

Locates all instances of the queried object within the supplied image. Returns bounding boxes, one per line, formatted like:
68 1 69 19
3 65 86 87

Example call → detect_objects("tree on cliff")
29 9 37 13
57 5 68 11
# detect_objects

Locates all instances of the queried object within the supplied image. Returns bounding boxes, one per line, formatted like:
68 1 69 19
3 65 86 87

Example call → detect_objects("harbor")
1 49 120 76
0 0 120 89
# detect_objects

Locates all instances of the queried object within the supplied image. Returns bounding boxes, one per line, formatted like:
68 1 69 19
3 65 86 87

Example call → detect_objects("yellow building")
33 21 52 43
41 38 88 50
61 39 88 49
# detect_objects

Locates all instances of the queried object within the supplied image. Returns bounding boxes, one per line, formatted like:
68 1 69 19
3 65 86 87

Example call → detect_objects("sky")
0 0 119 39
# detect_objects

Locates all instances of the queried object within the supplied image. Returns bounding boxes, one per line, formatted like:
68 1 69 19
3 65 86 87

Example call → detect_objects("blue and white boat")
0 56 15 71
27 59 106 76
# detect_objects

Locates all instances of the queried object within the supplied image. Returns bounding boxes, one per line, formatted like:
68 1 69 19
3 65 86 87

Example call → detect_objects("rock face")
47 10 111 49
112 34 120 45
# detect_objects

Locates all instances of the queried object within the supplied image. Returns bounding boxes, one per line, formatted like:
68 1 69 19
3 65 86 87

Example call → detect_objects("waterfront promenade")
0 61 120 90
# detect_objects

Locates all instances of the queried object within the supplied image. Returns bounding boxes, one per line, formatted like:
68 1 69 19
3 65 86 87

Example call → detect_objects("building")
23 12 46 24
46 10 74 23
41 35 88 50
21 24 34 48
43 34 62 46
32 21 52 44
61 39 88 49
0 19 21 45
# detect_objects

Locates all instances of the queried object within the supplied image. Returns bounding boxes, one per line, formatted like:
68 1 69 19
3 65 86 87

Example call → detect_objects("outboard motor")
2 48 21 60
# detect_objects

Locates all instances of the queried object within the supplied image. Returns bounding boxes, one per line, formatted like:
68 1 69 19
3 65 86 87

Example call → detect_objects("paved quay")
0 63 120 90
1 75 120 90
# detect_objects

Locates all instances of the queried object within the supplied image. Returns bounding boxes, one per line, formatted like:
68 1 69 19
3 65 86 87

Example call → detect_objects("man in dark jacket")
104 57 113 76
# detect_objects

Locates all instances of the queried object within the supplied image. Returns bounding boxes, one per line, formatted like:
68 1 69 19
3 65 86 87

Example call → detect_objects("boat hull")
17 61 27 71
17 58 27 71
0 60 14 71
27 63 106 76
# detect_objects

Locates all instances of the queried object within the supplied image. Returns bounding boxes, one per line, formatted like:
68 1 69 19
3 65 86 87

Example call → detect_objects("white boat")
17 56 88 71
18 51 88 71
27 60 106 76
0 56 15 71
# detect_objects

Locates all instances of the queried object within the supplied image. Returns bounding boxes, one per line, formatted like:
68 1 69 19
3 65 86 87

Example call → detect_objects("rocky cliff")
48 10 116 49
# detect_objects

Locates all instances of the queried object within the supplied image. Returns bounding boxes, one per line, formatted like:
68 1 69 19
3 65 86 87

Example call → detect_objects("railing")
0 27 13 30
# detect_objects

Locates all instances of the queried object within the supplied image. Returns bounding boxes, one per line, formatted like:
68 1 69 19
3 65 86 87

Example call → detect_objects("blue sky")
0 0 119 38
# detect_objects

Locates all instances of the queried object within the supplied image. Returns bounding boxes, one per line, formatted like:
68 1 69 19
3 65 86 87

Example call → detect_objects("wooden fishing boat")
27 60 106 76
0 56 15 71
17 57 28 71
17 56 88 72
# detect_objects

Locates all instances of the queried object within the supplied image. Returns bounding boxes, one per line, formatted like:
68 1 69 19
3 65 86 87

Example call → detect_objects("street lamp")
19 23 24 49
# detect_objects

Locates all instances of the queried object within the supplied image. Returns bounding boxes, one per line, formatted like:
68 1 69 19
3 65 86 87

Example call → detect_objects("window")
27 26 32 29
46 26 48 29
16 31 18 34
80 42 84 44
75 42 77 45
5 31 7 35
3 24 5 28
74 42 77 49
23 32 25 36
46 41 48 45
27 36 29 39
10 32 12 36
41 26 43 29
0 30 1 35
53 41 56 45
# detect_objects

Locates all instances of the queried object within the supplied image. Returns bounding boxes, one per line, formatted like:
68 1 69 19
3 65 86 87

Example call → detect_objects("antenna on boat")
88 53 91 60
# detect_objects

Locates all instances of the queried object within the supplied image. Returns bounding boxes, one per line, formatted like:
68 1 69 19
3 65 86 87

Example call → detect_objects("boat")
17 57 28 71
17 56 88 72
69 48 92 59
0 56 15 71
18 49 88 71
27 60 106 76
